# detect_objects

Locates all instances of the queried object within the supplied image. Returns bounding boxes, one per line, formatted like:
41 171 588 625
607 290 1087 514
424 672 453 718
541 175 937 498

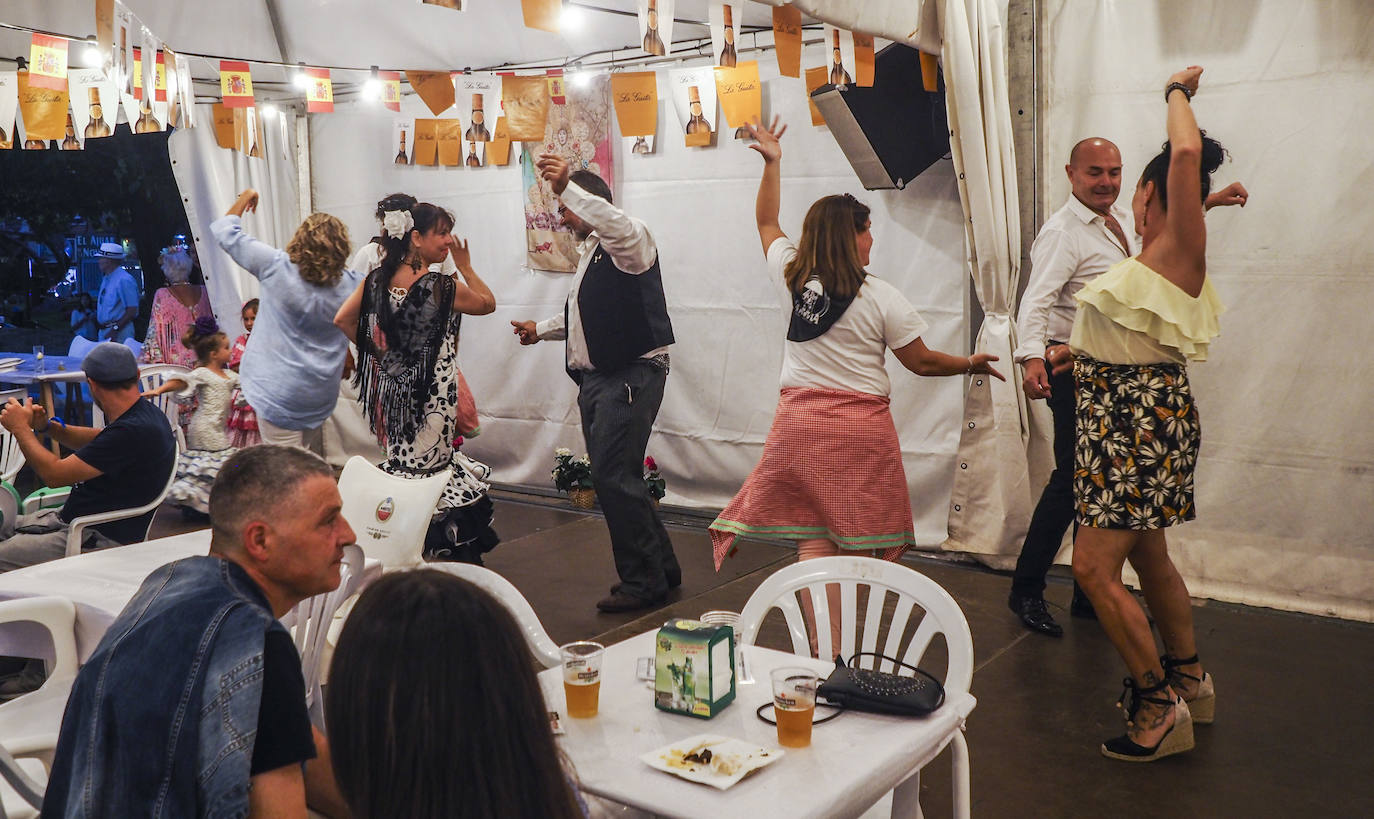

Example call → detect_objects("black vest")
568 245 674 377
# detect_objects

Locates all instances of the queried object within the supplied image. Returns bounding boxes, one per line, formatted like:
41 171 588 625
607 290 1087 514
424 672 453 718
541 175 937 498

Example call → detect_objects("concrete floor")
150 494 1374 817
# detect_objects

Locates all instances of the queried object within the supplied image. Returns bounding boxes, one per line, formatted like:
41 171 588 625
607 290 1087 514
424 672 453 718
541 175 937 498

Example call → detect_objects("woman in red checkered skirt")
709 118 1004 652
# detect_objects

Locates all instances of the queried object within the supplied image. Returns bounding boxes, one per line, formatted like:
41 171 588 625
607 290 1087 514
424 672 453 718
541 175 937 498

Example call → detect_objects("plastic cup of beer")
561 641 605 718
771 667 818 748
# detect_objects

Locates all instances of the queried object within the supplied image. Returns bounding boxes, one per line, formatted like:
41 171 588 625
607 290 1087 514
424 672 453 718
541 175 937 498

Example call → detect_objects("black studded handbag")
816 652 945 717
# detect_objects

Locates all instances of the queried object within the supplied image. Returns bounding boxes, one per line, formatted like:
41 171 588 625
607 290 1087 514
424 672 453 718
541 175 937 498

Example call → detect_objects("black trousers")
1011 357 1078 598
577 362 681 600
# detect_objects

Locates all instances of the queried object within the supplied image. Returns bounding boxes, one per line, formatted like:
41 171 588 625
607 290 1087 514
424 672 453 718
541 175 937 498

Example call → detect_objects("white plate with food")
640 734 784 790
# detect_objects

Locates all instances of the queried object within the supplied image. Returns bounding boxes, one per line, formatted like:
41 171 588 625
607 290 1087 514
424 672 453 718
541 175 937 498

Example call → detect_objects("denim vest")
43 557 285 819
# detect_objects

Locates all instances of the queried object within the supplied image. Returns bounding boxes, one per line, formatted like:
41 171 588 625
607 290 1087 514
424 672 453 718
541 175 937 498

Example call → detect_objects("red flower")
643 456 657 471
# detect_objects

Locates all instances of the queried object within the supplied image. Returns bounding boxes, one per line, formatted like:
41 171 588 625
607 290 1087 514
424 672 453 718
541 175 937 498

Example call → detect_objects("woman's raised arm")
746 117 789 258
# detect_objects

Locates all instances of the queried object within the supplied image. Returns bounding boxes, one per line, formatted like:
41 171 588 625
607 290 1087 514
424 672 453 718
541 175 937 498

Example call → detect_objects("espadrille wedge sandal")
1163 653 1215 725
1101 677 1194 762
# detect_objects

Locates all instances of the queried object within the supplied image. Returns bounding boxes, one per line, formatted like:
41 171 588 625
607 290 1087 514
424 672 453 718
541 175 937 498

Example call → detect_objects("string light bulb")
82 38 102 68
560 4 585 31
362 65 382 101
261 103 278 119
293 62 310 91
570 69 593 89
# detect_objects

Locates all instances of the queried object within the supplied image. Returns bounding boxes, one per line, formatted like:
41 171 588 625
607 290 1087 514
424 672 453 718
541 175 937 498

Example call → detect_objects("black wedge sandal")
1162 653 1215 725
1101 676 1194 762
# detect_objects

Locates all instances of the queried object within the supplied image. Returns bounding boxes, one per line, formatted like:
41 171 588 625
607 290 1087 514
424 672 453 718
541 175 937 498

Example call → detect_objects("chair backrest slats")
737 557 974 696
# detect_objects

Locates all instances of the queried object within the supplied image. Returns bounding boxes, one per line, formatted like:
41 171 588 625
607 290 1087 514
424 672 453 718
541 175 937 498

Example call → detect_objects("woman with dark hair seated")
334 198 500 564
1048 66 1227 762
326 570 587 818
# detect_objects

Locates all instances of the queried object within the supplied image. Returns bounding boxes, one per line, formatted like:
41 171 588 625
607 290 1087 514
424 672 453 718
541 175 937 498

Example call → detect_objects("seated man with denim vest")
42 446 352 818
0 342 177 571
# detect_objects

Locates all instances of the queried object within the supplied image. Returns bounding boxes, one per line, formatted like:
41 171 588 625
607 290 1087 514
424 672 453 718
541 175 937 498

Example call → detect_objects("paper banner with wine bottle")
69 69 117 147
823 25 854 87
668 66 717 148
772 5 802 79
419 0 464 10
113 1 136 97
487 115 512 165
406 71 455 117
709 3 742 68
212 103 236 149
413 119 439 166
456 73 498 143
804 66 827 126
17 70 69 144
520 73 612 273
714 60 760 141
501 74 549 142
638 0 674 58
143 27 164 101
611 71 657 157
96 0 115 81
392 119 416 165
0 72 17 150
850 32 876 87
233 106 265 158
519 0 559 32
165 47 188 129
122 61 168 136
436 119 462 166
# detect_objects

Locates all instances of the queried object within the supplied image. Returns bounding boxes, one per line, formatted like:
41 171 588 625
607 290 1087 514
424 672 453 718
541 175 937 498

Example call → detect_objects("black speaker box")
810 43 950 190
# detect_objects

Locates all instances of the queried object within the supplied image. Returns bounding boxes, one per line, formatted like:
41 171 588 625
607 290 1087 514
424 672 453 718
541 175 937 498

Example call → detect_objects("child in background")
145 317 239 516
226 298 261 447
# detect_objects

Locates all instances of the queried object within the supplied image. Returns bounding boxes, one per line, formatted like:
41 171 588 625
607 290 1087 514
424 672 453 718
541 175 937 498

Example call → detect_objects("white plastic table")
539 631 976 819
0 530 214 662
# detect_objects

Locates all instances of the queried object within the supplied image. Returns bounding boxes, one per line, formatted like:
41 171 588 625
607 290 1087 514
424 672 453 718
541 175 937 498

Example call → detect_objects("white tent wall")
309 48 972 545
1042 0 1374 621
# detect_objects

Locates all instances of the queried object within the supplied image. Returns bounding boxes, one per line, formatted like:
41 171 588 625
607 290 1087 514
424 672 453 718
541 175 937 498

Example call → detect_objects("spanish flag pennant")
305 68 333 113
28 34 68 92
154 50 168 102
546 68 565 105
220 60 254 108
380 70 401 112
133 47 143 100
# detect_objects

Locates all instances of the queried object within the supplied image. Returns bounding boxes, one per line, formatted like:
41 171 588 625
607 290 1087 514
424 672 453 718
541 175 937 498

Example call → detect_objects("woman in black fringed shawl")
335 200 500 564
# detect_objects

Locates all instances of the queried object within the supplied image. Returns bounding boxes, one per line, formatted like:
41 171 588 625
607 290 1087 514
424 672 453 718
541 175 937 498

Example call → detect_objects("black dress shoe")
1008 593 1064 637
1070 586 1097 619
596 591 663 613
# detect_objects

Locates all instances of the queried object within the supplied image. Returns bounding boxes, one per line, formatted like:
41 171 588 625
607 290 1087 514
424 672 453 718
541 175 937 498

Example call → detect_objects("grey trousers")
577 362 681 600
0 509 120 572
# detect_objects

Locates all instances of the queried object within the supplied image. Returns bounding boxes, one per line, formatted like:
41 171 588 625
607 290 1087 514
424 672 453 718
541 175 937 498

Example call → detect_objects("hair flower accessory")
192 315 220 336
382 209 415 239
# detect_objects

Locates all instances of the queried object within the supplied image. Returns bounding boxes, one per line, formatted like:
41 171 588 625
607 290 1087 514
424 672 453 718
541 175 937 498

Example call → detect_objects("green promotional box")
654 619 736 719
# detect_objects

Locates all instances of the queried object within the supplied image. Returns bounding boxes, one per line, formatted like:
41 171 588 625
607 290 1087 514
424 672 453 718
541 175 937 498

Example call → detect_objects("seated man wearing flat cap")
0 342 177 570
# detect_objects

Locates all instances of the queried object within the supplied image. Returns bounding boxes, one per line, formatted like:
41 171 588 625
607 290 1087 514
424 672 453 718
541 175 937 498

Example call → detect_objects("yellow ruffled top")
1069 257 1224 364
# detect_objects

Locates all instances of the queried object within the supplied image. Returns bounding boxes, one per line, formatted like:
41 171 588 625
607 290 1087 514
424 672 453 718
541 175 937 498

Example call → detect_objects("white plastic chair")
337 456 450 570
0 741 45 819
137 364 190 449
20 438 180 558
737 557 976 819
63 336 99 426
0 430 23 486
0 597 81 773
424 563 562 669
281 544 364 726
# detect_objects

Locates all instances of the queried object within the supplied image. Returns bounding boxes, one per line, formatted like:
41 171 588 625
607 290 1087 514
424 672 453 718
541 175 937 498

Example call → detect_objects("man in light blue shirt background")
94 242 140 342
